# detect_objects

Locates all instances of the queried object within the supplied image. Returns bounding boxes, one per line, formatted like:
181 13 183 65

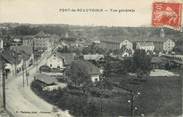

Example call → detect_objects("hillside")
0 23 183 42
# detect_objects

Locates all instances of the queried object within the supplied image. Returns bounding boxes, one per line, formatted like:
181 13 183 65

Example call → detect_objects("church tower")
160 28 165 38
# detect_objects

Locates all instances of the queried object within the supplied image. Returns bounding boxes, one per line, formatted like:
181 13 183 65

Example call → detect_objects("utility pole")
130 91 134 117
1 51 6 110
25 62 28 86
128 90 141 117
2 64 6 110
22 59 25 87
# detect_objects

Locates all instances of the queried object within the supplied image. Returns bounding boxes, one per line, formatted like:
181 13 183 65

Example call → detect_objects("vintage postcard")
0 0 182 117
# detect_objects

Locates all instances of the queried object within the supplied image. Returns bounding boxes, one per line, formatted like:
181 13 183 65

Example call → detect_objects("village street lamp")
127 90 141 117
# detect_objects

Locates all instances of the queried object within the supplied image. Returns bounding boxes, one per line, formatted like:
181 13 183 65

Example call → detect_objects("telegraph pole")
25 62 28 86
130 91 134 117
1 51 6 110
22 59 25 87
2 63 6 110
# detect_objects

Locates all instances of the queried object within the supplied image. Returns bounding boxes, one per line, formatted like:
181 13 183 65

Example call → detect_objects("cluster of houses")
98 29 176 56
0 31 59 77
0 28 180 90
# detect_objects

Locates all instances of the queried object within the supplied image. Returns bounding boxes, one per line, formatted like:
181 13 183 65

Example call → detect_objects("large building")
147 37 175 53
22 36 34 47
33 31 52 51
136 42 155 52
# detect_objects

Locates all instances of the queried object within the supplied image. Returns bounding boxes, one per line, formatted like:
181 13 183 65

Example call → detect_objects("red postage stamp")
152 2 182 30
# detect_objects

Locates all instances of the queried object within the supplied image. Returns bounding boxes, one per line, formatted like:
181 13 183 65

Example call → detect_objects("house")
47 52 75 69
100 40 120 50
22 36 34 47
47 53 64 70
36 73 58 86
10 45 34 67
120 40 133 50
36 73 67 91
71 60 101 82
148 38 175 53
83 54 104 61
12 38 22 46
136 42 155 52
163 39 175 52
33 31 51 51
57 52 76 66
1 50 21 76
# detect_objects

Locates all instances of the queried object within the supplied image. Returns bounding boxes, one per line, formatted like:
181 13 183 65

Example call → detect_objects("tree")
70 61 91 86
12 25 40 35
82 43 105 54
132 49 152 75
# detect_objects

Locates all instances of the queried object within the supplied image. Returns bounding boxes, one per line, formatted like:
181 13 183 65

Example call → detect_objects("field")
31 70 182 117
108 71 182 117
136 76 182 117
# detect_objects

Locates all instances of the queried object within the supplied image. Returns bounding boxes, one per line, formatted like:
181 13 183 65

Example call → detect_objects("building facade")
47 53 64 69
100 40 121 50
136 42 155 52
163 39 175 52
120 40 133 50
33 31 51 50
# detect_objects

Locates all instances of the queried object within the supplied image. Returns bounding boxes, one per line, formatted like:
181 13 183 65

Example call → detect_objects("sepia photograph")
0 0 182 117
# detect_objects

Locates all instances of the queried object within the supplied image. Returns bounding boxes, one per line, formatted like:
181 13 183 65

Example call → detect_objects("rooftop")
34 31 50 38
36 73 58 85
71 60 100 75
56 52 75 65
1 50 19 64
137 42 154 47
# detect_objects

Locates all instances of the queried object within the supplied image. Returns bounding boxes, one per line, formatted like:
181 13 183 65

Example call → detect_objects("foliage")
69 61 91 86
12 25 40 35
132 49 152 74
82 43 105 54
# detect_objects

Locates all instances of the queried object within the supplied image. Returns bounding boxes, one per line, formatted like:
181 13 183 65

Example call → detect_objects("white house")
136 42 155 52
163 39 175 52
120 40 133 50
47 53 64 69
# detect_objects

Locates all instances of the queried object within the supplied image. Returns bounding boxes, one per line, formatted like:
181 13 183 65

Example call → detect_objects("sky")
0 0 182 26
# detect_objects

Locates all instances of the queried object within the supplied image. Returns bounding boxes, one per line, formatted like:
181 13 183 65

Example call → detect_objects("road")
1 49 72 117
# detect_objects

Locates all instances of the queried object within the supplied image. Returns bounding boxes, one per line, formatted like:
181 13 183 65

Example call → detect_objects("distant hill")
1 23 183 42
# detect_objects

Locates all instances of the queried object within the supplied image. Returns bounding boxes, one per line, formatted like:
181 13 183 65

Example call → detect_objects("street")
0 49 72 117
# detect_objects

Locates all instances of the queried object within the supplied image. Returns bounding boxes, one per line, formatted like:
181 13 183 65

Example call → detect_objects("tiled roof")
11 46 33 55
151 57 167 63
22 35 34 40
137 42 154 46
34 31 50 38
1 50 17 64
10 46 33 61
56 52 75 65
36 73 58 85
71 60 100 75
